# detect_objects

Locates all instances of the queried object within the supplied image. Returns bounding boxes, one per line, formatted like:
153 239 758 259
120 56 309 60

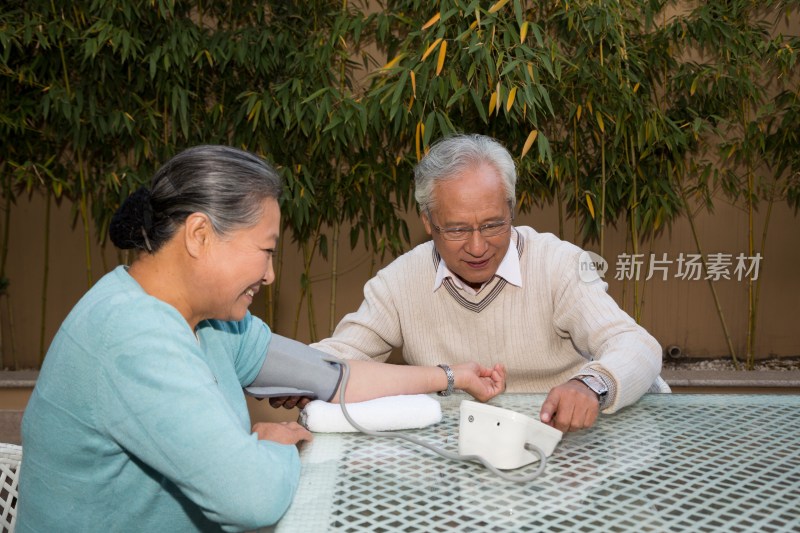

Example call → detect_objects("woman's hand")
252 421 313 445
452 362 506 402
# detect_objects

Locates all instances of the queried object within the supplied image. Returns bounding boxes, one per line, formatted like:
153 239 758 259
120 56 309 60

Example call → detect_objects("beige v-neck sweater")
313 226 662 413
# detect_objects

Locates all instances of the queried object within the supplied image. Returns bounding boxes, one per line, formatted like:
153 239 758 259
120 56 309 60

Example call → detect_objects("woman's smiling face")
203 197 280 323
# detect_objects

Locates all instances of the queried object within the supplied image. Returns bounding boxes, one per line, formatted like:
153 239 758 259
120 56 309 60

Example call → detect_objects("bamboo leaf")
488 0 510 14
521 129 538 158
596 111 605 133
436 40 447 76
381 54 405 70
421 38 443 61
471 89 488 124
488 90 498 116
520 21 528 43
506 86 517 112
586 194 596 219
410 70 416 98
421 12 441 30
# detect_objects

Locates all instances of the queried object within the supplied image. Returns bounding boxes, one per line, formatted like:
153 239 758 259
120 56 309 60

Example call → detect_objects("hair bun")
109 188 153 250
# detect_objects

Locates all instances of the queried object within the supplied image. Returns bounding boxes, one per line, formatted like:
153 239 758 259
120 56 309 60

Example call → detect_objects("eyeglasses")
429 219 512 241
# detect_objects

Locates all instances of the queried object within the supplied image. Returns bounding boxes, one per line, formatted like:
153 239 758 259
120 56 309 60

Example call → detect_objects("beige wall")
3 187 798 372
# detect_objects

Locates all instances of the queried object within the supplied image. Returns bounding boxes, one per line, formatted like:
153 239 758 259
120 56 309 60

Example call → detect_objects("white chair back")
0 443 22 533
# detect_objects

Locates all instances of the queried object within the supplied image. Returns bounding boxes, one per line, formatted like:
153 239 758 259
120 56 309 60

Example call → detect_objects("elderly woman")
18 145 506 532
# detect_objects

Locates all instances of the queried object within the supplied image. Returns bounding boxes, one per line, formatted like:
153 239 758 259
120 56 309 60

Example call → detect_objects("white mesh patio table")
274 393 800 532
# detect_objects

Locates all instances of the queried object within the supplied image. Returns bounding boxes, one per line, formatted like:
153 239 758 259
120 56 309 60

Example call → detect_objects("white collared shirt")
433 236 522 295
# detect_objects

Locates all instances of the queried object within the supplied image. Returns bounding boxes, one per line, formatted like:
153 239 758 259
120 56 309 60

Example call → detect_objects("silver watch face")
580 375 608 396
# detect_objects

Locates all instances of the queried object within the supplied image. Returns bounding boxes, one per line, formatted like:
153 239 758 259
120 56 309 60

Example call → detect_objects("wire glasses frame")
429 218 512 241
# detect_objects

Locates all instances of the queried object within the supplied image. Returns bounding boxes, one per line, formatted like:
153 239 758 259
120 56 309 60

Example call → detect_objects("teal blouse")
18 266 299 532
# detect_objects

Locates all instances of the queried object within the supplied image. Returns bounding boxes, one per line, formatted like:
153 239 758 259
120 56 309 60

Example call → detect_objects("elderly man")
312 134 666 432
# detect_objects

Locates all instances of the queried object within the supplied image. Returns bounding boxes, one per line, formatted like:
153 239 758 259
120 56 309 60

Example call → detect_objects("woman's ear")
183 213 212 258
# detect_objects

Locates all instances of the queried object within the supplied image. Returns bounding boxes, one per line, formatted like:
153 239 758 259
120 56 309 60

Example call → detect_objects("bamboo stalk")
749 192 773 370
0 184 10 368
678 175 740 369
77 153 93 288
39 191 52 364
329 221 340 336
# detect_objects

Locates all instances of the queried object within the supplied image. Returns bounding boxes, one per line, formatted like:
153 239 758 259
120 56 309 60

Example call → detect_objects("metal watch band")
573 374 609 408
437 364 455 397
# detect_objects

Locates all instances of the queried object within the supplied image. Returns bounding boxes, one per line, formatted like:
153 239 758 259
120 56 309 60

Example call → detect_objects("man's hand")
453 362 507 402
252 421 313 445
540 380 600 432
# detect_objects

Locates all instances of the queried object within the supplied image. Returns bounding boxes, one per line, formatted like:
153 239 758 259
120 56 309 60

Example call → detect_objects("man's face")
422 162 512 290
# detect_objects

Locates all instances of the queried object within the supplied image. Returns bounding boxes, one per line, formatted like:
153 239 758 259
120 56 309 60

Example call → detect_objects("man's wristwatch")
572 374 609 407
437 364 455 397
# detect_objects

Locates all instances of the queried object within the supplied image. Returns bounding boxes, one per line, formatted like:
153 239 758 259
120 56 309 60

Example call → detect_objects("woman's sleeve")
97 311 299 531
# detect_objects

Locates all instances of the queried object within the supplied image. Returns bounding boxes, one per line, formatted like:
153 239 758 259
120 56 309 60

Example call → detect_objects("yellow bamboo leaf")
576 104 582 121
521 129 538 158
407 97 414 112
506 86 517 112
410 70 416 98
247 99 262 121
633 82 640 93
488 90 498 116
421 38 443 61
469 19 478 30
596 111 605 132
586 194 596 219
435 40 447 76
690 77 698 96
488 0 510 14
415 121 422 161
586 101 593 114
422 12 441 30
520 21 529 43
526 63 534 81
381 54 404 70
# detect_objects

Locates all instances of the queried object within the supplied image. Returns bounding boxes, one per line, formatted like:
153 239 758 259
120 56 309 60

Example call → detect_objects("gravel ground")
662 357 800 372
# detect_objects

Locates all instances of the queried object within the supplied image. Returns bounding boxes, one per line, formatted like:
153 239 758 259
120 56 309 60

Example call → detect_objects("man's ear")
421 210 433 236
184 212 212 258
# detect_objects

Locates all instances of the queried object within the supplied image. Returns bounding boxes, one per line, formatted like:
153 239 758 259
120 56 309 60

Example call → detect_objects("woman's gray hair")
109 145 282 253
413 134 517 215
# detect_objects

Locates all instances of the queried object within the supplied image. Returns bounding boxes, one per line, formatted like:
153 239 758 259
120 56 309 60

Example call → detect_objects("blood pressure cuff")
244 334 343 402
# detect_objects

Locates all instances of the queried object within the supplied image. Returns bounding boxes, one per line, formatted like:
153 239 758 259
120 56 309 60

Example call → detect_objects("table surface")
274 393 800 532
